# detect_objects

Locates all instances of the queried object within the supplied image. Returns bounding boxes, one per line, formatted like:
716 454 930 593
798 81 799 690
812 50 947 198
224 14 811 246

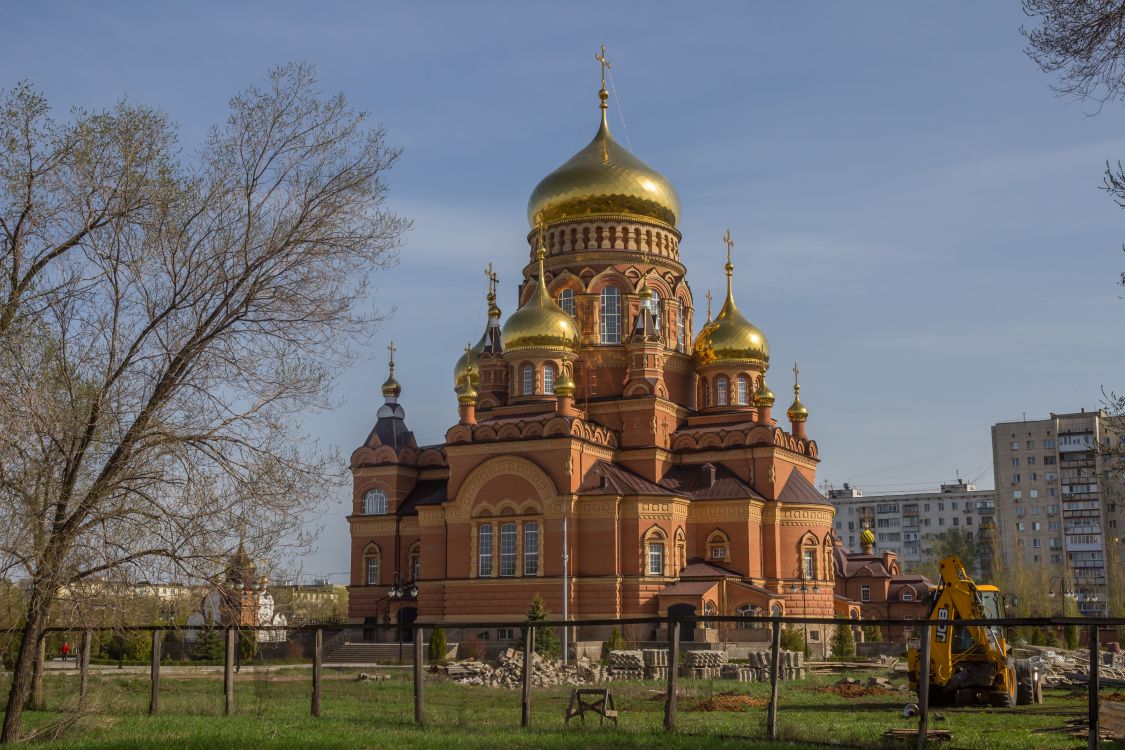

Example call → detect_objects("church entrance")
667 603 696 641
397 606 418 642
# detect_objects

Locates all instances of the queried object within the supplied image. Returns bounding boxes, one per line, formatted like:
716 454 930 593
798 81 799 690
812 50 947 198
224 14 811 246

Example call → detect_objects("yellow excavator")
907 556 1043 707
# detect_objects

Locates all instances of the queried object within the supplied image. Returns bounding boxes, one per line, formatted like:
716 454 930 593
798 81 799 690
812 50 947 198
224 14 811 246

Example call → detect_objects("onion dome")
787 372 809 423
859 528 876 548
527 86 680 228
454 285 502 391
502 247 579 353
692 250 769 367
554 367 576 398
753 377 776 407
382 344 402 399
456 352 478 406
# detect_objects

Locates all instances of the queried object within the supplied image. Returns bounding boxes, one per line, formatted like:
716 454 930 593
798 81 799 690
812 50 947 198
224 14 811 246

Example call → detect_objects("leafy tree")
523 595 559 659
779 625 805 655
602 627 627 659
862 623 884 643
428 626 448 664
0 63 408 742
830 617 856 660
923 528 981 581
1064 623 1080 650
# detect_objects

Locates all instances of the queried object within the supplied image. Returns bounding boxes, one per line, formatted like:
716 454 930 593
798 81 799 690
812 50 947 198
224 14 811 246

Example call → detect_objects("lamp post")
788 580 821 657
387 572 418 662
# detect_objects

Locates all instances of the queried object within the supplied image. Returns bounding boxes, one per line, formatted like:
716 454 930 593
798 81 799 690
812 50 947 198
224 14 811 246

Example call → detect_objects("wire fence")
16 614 1125 749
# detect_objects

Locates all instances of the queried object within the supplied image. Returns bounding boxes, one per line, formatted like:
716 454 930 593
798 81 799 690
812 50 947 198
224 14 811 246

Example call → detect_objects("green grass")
1 667 1122 749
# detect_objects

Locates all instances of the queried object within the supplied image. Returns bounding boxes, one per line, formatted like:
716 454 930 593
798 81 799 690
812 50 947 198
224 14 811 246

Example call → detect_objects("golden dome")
692 258 769 367
787 383 809 423
527 96 680 228
502 248 579 353
859 528 876 548
753 378 776 407
554 367 576 398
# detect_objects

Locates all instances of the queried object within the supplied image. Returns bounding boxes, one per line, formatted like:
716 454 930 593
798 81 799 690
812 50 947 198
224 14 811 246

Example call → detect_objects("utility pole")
562 512 569 666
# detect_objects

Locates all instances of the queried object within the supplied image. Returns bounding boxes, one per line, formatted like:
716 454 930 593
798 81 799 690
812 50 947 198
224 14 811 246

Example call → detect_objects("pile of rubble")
445 650 608 689
1019 646 1125 688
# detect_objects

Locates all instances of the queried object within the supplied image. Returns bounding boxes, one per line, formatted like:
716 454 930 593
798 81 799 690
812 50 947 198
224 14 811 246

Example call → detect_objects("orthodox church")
347 62 837 644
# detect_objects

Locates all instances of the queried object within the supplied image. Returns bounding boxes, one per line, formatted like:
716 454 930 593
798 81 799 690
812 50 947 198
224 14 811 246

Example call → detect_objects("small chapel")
347 56 837 645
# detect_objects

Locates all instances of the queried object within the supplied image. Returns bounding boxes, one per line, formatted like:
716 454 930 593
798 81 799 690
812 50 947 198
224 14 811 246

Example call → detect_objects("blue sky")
6 2 1123 580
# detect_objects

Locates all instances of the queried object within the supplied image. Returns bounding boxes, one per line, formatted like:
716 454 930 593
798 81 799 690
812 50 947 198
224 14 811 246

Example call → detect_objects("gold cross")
706 290 712 319
464 342 474 371
793 362 800 387
722 229 734 266
596 44 611 89
387 341 396 367
484 262 497 297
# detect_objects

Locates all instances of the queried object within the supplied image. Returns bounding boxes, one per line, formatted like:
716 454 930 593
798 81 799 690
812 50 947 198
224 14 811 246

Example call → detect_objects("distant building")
991 409 1124 616
827 481 996 574
186 545 287 642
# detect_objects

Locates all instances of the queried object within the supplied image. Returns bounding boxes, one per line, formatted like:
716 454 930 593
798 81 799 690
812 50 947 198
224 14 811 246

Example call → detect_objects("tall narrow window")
647 290 661 329
716 376 729 406
803 548 816 579
500 522 517 576
600 286 621 343
543 363 556 395
558 288 576 317
521 364 533 395
702 380 711 407
677 303 685 351
478 525 493 577
362 489 388 515
366 557 379 585
648 542 664 576
410 544 420 581
524 522 539 576
736 375 749 405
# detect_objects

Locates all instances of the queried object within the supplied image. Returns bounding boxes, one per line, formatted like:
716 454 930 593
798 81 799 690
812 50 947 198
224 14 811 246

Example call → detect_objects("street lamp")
788 581 821 656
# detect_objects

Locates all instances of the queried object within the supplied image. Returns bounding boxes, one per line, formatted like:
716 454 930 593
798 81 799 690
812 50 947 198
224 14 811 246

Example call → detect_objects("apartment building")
991 409 1124 617
828 480 996 573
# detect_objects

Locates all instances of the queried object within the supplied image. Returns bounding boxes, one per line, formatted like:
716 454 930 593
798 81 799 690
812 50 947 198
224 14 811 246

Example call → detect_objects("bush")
525 594 560 659
862 624 883 643
830 618 856 660
428 626 448 663
780 625 805 655
601 627 627 659
1064 623 1080 650
191 629 225 661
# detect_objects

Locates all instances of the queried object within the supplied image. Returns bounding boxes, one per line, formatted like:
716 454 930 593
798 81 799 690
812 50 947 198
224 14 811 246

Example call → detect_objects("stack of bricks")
720 664 758 682
642 648 669 680
683 649 725 679
607 650 645 681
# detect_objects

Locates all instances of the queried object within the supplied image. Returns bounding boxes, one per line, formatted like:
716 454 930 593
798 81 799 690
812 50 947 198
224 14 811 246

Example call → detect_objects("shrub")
1064 623 1080 651
780 625 805 654
862 624 884 643
191 629 225 661
525 594 560 659
601 627 627 659
830 618 856 660
428 626 448 663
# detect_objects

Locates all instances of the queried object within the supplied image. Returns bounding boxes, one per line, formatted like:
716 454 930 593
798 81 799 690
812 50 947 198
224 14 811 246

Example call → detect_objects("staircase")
323 641 416 664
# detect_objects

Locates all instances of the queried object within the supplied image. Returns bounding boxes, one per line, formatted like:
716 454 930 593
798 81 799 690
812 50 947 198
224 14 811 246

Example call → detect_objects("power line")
843 441 990 482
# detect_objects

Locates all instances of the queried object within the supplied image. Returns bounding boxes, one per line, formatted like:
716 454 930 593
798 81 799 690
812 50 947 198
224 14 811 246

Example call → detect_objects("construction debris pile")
443 647 807 688
1019 646 1125 689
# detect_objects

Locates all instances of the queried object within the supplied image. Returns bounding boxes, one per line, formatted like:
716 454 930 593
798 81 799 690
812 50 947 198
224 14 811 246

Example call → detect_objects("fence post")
413 624 425 727
78 629 91 707
917 621 932 750
149 630 161 715
224 627 235 717
767 618 781 739
664 618 679 732
1089 624 1099 750
521 625 534 728
311 628 322 718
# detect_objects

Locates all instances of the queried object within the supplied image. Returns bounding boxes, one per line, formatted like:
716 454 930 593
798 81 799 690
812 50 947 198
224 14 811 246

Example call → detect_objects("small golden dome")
693 259 769 367
554 367 576 398
859 528 876 548
527 103 680 228
502 249 579 353
787 383 809 423
456 370 478 406
753 378 776 407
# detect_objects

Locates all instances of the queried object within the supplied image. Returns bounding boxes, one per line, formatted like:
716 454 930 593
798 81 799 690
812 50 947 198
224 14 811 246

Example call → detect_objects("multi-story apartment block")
828 480 996 574
992 409 1124 617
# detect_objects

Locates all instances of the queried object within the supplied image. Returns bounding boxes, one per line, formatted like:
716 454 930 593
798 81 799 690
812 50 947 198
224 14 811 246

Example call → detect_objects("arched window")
558 288 576 317
902 590 914 602
521 364 533 395
860 584 871 602
736 603 763 629
478 525 493 577
736 375 750 405
771 603 783 617
363 544 381 586
499 522 517 577
677 302 686 352
800 533 819 580
803 548 817 579
646 290 661 330
716 376 729 406
524 521 539 576
600 286 621 344
703 600 717 628
543 363 556 395
674 528 687 574
362 489 388 515
409 542 421 582
643 527 667 577
706 530 730 562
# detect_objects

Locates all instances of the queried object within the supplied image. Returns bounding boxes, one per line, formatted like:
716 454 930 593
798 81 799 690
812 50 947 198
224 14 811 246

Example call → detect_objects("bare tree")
1023 0 1125 104
0 62 408 742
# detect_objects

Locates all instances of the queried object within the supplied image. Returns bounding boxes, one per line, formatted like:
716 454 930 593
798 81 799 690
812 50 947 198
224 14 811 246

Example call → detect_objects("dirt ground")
813 683 897 698
689 692 770 712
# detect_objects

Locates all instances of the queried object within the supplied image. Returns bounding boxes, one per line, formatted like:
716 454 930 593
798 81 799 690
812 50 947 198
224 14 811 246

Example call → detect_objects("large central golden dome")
527 101 680 228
